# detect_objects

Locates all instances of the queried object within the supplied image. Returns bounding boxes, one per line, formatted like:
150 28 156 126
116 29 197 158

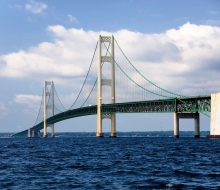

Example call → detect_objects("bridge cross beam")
43 81 55 138
97 35 117 138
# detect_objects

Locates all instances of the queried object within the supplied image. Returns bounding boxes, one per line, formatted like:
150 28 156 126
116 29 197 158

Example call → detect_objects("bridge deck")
12 96 211 137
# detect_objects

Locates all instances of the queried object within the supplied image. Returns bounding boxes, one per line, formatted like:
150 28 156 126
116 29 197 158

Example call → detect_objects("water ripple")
0 137 220 189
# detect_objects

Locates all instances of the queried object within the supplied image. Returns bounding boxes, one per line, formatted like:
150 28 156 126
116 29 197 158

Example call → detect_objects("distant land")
0 131 210 138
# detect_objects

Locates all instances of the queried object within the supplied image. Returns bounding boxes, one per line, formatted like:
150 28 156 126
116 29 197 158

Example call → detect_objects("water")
0 136 220 189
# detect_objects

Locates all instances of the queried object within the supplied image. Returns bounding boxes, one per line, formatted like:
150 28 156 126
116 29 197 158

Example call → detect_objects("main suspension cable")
103 36 210 118
114 37 187 98
68 41 98 110
54 86 67 111
34 89 44 125
80 42 111 107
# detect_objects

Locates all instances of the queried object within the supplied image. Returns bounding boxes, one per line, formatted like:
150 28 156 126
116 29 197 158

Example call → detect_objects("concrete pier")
28 128 40 137
110 114 117 137
51 125 55 138
110 133 117 138
174 112 200 138
28 128 31 137
174 112 179 138
96 133 104 138
207 92 220 138
194 112 200 138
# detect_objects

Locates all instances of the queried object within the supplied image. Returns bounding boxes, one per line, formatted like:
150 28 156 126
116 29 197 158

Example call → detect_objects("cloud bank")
0 22 220 96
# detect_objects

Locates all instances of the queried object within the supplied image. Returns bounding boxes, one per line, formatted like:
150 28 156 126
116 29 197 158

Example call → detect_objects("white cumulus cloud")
0 22 220 97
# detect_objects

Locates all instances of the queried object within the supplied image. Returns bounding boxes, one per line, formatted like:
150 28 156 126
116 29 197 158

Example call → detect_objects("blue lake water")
0 135 220 189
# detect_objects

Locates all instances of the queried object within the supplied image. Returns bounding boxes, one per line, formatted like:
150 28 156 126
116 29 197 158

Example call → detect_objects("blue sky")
0 0 220 133
1 0 219 54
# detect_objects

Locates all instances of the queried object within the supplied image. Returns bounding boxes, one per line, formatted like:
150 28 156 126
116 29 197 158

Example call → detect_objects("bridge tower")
43 81 55 138
97 35 117 138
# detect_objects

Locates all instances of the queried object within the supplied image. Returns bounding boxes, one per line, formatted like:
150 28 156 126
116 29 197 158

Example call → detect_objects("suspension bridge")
12 35 219 138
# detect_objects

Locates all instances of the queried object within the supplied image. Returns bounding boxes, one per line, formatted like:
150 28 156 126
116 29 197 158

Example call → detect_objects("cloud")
0 22 220 98
14 94 42 109
25 0 47 14
67 14 77 22
0 49 84 78
0 25 98 85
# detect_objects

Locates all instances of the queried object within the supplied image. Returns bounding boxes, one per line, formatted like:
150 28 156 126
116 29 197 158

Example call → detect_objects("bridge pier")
51 124 55 138
110 114 117 138
207 92 220 138
174 112 200 138
28 128 31 137
43 124 55 138
96 132 104 138
174 112 179 138
28 128 40 137
194 113 200 138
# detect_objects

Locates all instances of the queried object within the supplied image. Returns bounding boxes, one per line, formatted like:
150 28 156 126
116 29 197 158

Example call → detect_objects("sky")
0 0 220 133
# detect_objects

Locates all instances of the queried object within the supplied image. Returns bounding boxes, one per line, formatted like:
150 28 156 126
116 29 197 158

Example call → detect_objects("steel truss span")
13 96 210 137
102 96 210 113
